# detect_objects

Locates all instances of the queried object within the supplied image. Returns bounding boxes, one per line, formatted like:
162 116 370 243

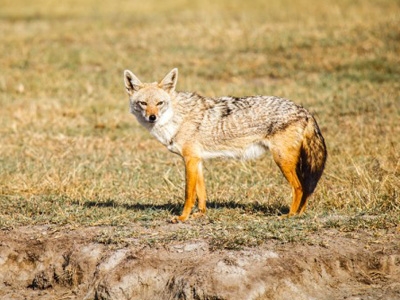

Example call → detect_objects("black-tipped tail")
297 116 327 195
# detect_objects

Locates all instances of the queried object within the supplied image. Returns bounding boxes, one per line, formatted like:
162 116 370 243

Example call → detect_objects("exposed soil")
0 225 399 300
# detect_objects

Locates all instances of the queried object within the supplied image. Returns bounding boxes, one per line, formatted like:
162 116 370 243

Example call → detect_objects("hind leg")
279 161 304 216
270 145 305 216
298 191 311 214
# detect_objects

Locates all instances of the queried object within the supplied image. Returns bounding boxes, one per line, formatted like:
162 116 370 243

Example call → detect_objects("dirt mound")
0 226 399 300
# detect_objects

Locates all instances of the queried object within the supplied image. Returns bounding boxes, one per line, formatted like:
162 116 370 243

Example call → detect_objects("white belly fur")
201 143 267 160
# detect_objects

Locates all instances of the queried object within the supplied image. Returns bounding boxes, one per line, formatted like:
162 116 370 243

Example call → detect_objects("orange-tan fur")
124 68 327 222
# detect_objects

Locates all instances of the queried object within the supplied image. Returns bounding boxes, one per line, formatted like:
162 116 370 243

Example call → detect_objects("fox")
123 68 327 223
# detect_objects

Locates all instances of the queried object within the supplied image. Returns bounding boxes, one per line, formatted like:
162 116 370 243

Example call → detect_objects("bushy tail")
297 116 327 195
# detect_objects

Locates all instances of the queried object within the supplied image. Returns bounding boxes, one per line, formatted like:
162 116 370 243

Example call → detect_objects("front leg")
195 161 207 216
172 156 201 223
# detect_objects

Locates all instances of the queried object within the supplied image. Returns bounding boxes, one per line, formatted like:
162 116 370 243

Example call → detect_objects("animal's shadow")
82 199 289 217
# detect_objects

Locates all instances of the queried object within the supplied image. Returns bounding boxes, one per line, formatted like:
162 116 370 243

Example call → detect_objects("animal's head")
123 68 178 125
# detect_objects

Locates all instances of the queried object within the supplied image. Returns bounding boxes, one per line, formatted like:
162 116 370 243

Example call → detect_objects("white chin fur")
157 107 174 126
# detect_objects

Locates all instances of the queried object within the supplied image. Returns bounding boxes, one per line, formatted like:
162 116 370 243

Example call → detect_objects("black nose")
149 115 157 122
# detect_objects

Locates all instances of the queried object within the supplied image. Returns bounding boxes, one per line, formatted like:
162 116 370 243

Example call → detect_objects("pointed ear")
159 68 178 93
124 70 143 95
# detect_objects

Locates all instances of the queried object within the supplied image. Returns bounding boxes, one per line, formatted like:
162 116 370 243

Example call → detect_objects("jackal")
124 68 327 222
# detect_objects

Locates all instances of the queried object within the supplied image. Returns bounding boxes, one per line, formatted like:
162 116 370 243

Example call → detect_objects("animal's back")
173 93 310 148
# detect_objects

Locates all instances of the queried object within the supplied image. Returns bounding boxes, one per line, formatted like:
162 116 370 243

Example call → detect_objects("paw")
170 215 189 224
279 212 295 219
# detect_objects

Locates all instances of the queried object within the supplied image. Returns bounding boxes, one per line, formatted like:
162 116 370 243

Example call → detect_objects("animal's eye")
139 101 147 106
157 101 164 106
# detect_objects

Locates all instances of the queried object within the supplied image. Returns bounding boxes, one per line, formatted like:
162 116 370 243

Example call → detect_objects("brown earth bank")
0 226 399 300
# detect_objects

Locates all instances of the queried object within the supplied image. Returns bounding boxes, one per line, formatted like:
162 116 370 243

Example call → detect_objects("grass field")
0 0 399 249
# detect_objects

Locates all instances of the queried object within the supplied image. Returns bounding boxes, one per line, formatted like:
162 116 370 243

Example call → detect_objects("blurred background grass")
0 0 399 247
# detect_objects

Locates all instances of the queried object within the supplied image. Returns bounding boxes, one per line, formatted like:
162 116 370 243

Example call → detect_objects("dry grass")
1 0 399 249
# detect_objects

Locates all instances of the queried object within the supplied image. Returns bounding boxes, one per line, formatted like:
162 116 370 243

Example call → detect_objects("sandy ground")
0 225 399 300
